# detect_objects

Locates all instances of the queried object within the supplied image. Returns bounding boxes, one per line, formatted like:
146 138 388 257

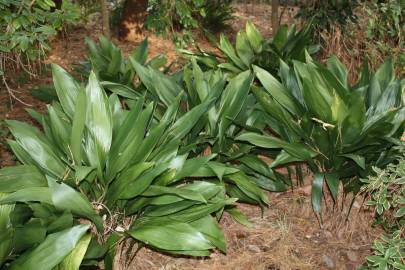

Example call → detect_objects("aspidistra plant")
0 64 241 269
132 56 287 206
181 22 319 78
237 55 405 213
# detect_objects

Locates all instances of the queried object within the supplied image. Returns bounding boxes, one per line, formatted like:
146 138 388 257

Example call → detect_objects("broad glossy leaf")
0 187 52 204
55 234 92 270
226 172 269 205
107 102 154 178
325 173 339 202
0 193 14 266
107 162 154 202
6 120 67 179
70 90 87 165
253 65 301 115
142 185 207 203
0 165 46 192
190 215 226 253
311 173 324 213
9 225 90 270
129 222 214 253
326 55 348 87
235 32 254 67
217 70 253 145
47 177 102 230
84 72 113 175
51 64 79 117
226 207 253 227
13 221 46 252
245 21 263 53
236 132 317 160
117 163 168 200
100 82 140 100
340 154 365 170
131 38 148 65
219 33 246 70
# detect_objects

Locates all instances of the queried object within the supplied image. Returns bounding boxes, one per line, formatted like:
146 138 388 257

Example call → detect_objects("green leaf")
128 222 214 253
107 101 154 178
47 177 102 230
340 154 365 170
84 72 113 175
245 21 264 53
0 193 14 266
325 173 339 202
10 225 90 270
6 120 67 179
70 90 87 165
55 234 92 270
190 215 226 253
142 185 207 203
326 55 348 87
394 207 405 218
217 70 253 145
226 172 269 205
253 65 301 115
219 33 246 70
0 187 52 204
115 163 168 200
311 173 324 213
51 64 80 117
226 207 253 227
0 165 46 192
236 132 317 160
13 221 46 252
235 32 254 67
131 38 148 65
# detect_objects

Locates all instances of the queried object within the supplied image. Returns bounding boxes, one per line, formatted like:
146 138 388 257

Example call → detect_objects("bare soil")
0 4 382 269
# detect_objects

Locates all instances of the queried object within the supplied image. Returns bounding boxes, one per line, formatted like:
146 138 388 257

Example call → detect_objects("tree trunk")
50 0 62 12
100 0 111 38
271 0 279 35
119 0 148 41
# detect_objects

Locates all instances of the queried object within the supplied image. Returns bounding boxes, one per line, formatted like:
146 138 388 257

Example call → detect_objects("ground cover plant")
183 21 319 78
360 151 405 269
0 64 263 269
238 56 405 214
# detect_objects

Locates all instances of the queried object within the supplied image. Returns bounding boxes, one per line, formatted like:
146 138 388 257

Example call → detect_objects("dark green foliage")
296 0 359 33
0 65 247 268
145 0 234 46
238 55 405 213
0 0 80 69
183 22 319 77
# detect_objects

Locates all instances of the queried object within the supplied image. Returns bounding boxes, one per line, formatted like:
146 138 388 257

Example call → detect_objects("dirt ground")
0 4 382 270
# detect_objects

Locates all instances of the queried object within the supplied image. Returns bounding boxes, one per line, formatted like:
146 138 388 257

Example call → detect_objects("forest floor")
0 4 382 270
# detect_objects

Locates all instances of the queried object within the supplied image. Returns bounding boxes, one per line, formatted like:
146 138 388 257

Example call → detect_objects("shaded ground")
0 4 382 269
121 190 379 270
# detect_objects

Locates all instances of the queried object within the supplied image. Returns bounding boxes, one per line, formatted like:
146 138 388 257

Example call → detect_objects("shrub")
360 154 405 270
237 55 405 213
145 0 234 46
362 155 405 230
0 0 80 74
0 65 259 268
184 22 319 77
133 56 288 200
296 0 359 34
